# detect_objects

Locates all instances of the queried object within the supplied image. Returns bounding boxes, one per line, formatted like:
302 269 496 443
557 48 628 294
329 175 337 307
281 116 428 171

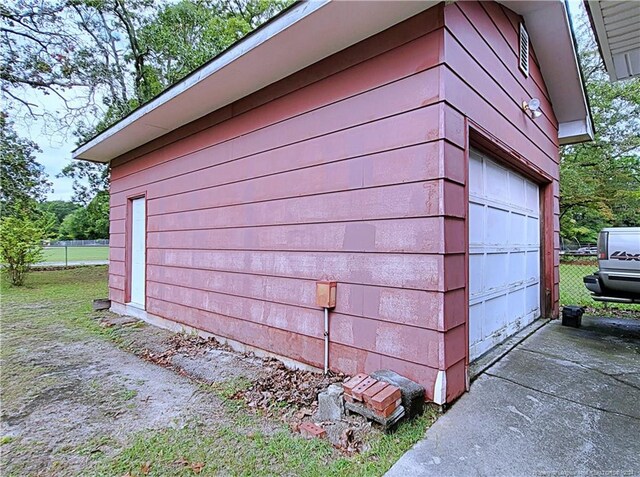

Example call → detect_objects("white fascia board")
587 0 618 81
558 119 594 145
503 1 593 144
73 0 436 162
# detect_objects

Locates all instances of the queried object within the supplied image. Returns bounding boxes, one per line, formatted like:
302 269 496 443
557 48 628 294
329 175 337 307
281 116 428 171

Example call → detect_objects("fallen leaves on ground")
233 358 344 414
173 458 205 474
138 333 231 368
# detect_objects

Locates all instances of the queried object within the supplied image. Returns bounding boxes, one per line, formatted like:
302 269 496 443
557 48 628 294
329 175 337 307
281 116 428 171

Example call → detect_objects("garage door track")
386 316 640 476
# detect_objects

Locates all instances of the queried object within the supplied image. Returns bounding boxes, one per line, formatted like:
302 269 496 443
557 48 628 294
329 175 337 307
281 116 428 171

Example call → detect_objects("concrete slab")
386 317 640 476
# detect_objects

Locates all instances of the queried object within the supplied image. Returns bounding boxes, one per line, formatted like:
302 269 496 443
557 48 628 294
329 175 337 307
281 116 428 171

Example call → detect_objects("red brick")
343 373 369 395
351 377 378 401
362 381 389 404
374 398 402 418
299 422 327 439
370 384 401 411
344 394 355 403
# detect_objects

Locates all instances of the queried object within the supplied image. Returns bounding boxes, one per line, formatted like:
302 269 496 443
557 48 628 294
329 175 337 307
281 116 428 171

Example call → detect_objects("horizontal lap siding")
109 6 451 396
442 2 561 399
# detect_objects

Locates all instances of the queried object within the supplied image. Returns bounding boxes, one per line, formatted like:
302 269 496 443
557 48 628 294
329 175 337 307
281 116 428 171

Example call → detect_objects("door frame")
465 123 555 368
125 192 148 309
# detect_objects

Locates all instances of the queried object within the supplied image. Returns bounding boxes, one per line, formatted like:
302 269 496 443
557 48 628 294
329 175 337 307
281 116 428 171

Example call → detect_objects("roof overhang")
585 1 640 82
74 0 592 162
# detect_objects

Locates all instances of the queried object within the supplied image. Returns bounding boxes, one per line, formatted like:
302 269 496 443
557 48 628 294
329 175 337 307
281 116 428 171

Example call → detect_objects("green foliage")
39 200 79 224
0 215 44 285
0 113 51 216
560 8 640 243
59 191 109 239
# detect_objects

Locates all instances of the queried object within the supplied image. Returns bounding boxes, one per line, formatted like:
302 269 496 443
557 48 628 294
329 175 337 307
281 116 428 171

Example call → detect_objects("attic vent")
519 23 529 78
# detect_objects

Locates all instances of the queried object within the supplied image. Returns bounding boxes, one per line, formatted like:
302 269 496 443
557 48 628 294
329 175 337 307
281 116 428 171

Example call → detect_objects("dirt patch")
1 320 231 476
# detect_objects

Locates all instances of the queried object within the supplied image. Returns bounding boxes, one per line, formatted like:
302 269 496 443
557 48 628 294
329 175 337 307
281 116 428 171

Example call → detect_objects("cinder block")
314 384 344 421
343 373 368 395
362 381 388 404
371 369 426 419
299 422 327 439
370 385 401 411
351 377 377 401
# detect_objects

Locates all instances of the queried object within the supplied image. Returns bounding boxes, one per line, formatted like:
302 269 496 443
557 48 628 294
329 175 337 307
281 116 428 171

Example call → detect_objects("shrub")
0 216 44 286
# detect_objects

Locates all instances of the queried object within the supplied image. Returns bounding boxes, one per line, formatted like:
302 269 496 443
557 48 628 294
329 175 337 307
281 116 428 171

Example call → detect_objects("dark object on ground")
370 370 425 419
92 298 111 311
345 400 405 433
562 306 584 328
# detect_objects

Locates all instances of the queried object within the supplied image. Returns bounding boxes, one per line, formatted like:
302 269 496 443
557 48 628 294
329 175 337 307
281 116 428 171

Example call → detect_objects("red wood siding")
441 2 561 399
107 1 562 403
109 6 459 400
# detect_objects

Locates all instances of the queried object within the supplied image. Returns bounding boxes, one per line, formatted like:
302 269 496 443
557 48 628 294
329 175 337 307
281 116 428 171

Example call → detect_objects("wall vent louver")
519 22 529 78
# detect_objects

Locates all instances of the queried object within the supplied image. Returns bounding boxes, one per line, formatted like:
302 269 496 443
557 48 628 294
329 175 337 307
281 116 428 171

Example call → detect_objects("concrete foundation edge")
110 302 323 373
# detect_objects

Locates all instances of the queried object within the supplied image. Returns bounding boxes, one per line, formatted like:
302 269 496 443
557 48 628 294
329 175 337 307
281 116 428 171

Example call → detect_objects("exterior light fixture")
522 98 542 119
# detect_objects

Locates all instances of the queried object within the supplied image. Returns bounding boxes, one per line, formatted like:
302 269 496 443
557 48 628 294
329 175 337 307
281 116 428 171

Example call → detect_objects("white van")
583 227 640 304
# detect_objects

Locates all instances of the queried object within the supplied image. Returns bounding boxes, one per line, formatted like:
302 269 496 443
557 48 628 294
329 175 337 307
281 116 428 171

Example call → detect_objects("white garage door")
469 149 540 361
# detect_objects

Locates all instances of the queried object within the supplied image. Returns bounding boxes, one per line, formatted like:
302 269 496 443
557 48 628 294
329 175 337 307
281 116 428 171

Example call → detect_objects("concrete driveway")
386 316 640 476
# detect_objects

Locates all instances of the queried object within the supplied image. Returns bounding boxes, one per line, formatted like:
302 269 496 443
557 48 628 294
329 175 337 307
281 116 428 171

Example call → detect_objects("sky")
13 88 83 201
13 0 586 203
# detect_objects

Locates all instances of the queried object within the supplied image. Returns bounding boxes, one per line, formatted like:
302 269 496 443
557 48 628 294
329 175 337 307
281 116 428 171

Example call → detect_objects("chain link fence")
40 240 109 266
559 252 639 316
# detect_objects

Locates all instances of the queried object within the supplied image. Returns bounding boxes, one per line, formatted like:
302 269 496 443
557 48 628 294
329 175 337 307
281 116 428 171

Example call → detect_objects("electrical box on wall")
316 281 337 308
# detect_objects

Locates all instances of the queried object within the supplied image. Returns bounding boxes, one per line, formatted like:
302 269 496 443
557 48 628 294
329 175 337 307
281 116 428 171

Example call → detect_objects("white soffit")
74 0 592 162
73 1 437 162
503 0 593 144
587 1 640 82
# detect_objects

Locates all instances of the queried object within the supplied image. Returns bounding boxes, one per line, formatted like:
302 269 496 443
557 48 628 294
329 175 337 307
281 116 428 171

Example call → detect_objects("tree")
0 215 44 285
2 0 291 138
560 6 640 243
39 200 80 224
0 112 51 215
58 192 109 239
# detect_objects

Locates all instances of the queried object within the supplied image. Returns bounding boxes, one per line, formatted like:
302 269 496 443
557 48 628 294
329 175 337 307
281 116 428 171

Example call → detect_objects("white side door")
129 197 146 308
468 149 541 361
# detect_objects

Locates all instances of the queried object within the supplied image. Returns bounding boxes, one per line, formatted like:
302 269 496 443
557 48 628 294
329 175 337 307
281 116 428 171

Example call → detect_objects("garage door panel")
485 161 509 200
507 288 526 319
526 284 539 313
509 175 526 205
469 302 483 348
485 253 508 291
469 203 485 245
486 207 510 245
469 254 484 297
509 213 527 245
526 251 540 281
526 182 539 212
527 216 540 244
508 252 526 284
469 149 541 361
469 156 484 195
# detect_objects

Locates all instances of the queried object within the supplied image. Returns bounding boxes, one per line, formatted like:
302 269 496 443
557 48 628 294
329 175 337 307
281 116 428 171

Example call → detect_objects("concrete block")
314 384 344 422
93 298 111 311
371 369 425 419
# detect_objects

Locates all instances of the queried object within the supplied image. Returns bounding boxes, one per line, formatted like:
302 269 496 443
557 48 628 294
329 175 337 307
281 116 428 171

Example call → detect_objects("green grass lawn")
559 262 638 312
40 246 109 263
1 267 439 476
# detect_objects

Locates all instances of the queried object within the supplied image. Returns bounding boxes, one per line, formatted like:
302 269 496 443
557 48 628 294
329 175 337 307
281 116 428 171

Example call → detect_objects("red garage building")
74 1 592 404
